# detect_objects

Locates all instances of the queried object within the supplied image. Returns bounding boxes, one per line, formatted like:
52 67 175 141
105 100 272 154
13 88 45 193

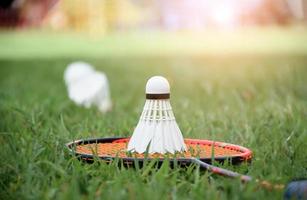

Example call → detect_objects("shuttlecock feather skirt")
127 99 187 154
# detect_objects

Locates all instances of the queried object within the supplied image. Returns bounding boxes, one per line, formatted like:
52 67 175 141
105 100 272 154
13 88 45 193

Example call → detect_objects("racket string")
75 139 248 159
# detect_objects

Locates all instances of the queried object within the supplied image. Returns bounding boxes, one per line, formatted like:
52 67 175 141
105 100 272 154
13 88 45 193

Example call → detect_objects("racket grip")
191 158 252 182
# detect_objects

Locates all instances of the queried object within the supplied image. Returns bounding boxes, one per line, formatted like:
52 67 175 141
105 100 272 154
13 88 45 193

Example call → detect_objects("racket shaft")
191 158 252 182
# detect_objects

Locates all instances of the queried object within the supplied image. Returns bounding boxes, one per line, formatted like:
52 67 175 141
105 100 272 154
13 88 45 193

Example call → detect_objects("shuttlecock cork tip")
64 62 94 85
146 76 170 99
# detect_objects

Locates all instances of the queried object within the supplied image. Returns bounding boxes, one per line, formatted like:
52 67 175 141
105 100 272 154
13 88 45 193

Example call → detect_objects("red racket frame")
66 137 252 166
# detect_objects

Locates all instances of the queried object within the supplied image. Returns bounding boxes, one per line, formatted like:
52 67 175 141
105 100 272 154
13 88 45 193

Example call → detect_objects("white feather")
127 99 187 154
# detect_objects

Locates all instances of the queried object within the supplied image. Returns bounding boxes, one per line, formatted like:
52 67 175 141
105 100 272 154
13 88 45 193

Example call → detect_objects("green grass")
0 31 307 199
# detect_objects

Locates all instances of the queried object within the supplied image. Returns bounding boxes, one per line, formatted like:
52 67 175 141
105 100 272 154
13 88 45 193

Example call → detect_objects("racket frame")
66 137 252 166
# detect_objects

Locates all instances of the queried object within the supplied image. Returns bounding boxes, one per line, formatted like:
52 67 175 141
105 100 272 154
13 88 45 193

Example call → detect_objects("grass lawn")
0 30 307 199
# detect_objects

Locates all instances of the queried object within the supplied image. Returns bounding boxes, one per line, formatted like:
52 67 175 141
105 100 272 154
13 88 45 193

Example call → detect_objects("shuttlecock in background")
64 61 112 113
127 76 187 154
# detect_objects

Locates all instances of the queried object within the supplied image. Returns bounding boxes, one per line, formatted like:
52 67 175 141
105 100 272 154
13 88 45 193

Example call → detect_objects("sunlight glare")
211 4 237 28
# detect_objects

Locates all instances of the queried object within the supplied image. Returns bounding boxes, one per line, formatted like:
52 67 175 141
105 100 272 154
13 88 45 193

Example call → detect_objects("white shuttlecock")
127 76 187 154
64 62 112 113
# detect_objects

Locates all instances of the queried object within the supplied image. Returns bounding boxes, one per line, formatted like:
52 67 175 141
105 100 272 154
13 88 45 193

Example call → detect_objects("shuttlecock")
64 62 112 113
127 76 187 154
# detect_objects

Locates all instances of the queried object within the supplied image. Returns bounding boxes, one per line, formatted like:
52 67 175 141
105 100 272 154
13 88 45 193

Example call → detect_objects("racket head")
66 137 252 166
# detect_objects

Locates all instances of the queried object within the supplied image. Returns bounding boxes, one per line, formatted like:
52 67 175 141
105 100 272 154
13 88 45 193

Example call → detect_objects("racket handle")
191 158 252 182
191 158 285 190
